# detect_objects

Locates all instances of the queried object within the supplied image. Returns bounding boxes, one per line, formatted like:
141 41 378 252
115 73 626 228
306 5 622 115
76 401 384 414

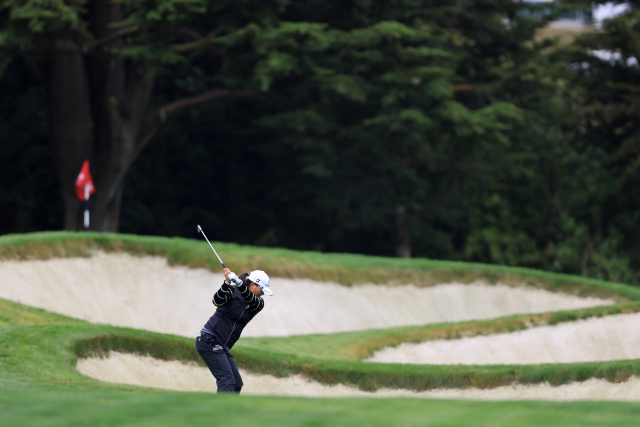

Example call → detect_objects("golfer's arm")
237 283 264 312
212 282 232 306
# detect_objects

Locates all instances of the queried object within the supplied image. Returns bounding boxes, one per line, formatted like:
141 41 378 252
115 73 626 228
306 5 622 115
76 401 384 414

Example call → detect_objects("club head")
197 225 202 234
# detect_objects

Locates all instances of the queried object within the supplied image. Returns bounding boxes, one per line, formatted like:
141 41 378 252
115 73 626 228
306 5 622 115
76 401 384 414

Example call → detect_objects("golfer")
196 268 273 393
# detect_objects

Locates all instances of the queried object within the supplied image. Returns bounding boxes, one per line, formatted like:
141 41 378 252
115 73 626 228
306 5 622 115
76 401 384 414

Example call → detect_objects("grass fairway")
3 390 640 427
12 303 640 427
3 232 640 426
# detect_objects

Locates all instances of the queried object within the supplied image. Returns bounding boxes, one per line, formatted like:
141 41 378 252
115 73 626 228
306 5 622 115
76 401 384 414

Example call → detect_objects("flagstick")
84 184 90 231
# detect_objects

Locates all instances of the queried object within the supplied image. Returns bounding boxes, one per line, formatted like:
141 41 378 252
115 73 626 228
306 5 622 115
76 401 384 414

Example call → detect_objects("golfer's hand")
228 272 242 285
223 268 232 284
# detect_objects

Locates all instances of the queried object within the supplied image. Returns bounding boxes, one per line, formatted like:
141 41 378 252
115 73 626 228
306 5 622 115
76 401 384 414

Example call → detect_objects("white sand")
0 252 614 337
367 313 640 365
77 351 640 401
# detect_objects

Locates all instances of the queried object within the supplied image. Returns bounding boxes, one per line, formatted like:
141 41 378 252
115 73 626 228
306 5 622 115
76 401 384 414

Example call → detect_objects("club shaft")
200 228 226 268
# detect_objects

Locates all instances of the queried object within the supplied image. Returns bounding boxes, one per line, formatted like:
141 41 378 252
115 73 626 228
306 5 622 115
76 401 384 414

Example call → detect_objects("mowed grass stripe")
1 232 639 301
4 390 640 427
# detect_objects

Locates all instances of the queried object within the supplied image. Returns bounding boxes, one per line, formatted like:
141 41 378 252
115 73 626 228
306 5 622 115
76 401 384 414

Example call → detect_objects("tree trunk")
43 0 258 232
86 0 153 232
45 42 93 231
44 0 154 232
395 204 411 258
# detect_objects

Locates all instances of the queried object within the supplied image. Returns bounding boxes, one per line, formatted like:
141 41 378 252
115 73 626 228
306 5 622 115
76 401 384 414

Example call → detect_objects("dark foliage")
1 0 639 283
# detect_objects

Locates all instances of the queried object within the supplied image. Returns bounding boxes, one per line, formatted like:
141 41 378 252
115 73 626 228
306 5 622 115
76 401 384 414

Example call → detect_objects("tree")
0 0 279 231
558 1 640 281
569 2 640 176
0 57 62 234
218 0 557 257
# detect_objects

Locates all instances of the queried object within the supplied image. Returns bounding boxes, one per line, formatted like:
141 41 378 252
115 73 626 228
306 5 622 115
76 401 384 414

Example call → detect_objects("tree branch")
165 89 268 115
174 27 204 41
451 84 473 92
84 25 140 53
52 40 82 53
170 24 227 53
136 89 269 157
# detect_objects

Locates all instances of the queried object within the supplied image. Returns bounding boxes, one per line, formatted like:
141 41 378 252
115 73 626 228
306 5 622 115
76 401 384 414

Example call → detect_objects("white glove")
227 272 242 285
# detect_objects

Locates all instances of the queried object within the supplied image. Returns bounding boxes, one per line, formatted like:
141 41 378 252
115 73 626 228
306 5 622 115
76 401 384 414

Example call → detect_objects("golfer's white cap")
248 270 273 296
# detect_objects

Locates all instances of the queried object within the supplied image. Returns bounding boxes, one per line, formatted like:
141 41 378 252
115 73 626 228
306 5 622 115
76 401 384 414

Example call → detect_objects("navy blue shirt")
201 281 264 349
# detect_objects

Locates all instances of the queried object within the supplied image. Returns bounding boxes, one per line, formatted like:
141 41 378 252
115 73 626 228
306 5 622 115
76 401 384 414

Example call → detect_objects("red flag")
75 160 95 201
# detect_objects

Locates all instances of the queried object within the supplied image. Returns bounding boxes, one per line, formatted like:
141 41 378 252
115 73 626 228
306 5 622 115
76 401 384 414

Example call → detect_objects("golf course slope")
4 232 640 404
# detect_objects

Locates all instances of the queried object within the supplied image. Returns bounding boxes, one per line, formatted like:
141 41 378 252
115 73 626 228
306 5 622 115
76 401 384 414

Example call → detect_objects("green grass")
3 301 640 426
4 390 640 427
0 298 76 329
2 297 640 395
4 232 640 426
1 231 640 301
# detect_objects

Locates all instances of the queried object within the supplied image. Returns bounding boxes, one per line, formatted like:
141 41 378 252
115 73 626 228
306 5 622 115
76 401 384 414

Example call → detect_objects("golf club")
197 224 227 268
197 225 260 289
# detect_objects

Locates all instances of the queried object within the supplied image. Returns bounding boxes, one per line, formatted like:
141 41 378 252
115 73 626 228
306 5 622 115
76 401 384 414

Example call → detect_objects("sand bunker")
77 351 640 401
0 252 614 337
367 313 640 365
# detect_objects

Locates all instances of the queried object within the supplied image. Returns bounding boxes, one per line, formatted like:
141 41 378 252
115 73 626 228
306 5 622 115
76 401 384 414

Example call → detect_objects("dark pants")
196 337 243 393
